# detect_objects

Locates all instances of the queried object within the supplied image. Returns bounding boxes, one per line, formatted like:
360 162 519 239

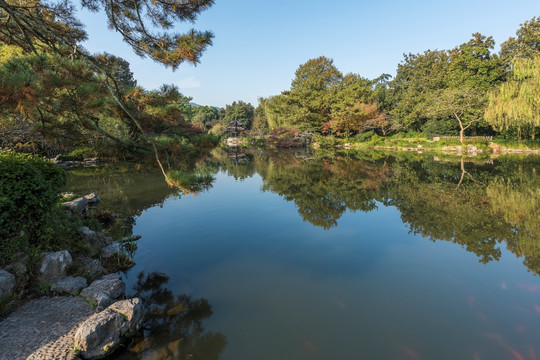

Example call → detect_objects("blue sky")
79 0 540 107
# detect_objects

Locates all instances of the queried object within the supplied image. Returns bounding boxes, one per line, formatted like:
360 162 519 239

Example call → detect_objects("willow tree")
485 57 540 139
0 0 214 183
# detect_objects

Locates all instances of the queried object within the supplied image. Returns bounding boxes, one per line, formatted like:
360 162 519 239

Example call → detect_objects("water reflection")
65 162 215 237
111 272 227 360
207 149 539 273
65 150 540 359
66 151 539 275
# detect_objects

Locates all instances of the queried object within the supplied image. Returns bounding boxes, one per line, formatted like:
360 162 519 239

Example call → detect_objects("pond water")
65 149 540 360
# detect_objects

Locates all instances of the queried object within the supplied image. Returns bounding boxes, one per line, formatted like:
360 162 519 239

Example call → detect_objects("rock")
5 256 28 275
80 275 125 309
0 270 16 297
122 235 142 242
50 276 87 295
73 298 144 359
108 298 144 333
75 257 107 280
73 309 125 359
101 272 122 281
100 242 122 258
489 142 501 152
79 227 113 255
62 197 89 215
40 250 72 281
84 192 101 205
466 144 478 155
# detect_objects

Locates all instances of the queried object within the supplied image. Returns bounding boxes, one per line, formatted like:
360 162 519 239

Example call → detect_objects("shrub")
311 133 338 148
266 127 302 148
61 147 98 161
0 152 65 260
353 131 376 143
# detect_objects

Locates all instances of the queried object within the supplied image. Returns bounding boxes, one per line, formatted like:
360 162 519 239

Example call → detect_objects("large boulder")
73 309 125 359
50 276 87 295
79 227 113 256
0 270 16 297
100 242 122 258
84 192 101 206
62 193 101 215
73 298 144 359
62 197 89 215
75 257 107 280
5 256 28 276
108 298 144 333
80 273 125 309
40 250 72 281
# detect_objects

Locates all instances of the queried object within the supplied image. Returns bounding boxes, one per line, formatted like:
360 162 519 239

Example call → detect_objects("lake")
65 149 540 360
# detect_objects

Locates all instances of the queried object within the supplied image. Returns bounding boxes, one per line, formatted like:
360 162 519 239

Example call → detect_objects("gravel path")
0 297 96 360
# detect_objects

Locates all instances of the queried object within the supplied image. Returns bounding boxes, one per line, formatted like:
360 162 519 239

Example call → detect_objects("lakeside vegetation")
195 17 539 149
0 0 539 325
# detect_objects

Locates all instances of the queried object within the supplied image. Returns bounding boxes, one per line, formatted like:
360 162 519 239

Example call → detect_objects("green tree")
191 105 219 130
251 100 269 135
0 0 214 180
96 53 137 91
288 56 343 131
425 87 486 144
326 74 383 138
389 50 450 131
222 101 255 129
485 56 540 139
500 16 540 62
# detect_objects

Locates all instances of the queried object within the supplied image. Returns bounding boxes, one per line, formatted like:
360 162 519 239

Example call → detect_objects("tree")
425 87 486 143
485 56 540 139
96 53 137 91
221 101 255 129
388 50 450 131
0 0 214 183
251 100 269 134
325 74 385 138
191 105 219 130
288 56 343 131
500 17 540 62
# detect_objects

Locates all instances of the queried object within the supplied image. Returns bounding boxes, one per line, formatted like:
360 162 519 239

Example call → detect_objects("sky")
79 0 540 108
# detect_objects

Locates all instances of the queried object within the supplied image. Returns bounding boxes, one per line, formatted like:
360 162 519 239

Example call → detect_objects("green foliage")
500 17 540 62
422 118 458 137
221 101 255 129
0 153 65 252
485 56 540 139
312 133 338 148
266 127 302 148
166 171 214 193
62 147 98 161
191 105 219 130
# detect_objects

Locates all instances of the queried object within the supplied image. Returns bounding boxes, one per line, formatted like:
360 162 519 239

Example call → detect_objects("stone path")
0 297 96 360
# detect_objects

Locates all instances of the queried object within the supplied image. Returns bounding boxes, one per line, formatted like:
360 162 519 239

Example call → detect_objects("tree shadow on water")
109 272 227 360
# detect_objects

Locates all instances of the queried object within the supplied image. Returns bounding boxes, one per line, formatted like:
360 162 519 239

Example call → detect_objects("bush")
0 152 65 260
312 133 338 148
353 131 376 142
61 147 98 161
267 127 302 148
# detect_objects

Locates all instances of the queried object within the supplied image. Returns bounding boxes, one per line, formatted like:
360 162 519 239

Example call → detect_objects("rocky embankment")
0 193 144 360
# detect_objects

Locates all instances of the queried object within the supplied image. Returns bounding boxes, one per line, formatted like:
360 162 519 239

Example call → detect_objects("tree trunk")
454 112 464 144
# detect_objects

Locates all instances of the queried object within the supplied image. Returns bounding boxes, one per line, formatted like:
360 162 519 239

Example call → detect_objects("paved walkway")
0 297 96 360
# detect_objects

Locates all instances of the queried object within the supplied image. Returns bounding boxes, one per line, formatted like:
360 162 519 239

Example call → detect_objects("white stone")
40 250 72 281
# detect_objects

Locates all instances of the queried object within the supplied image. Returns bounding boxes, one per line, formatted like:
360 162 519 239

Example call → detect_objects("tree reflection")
207 150 539 274
111 272 227 360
